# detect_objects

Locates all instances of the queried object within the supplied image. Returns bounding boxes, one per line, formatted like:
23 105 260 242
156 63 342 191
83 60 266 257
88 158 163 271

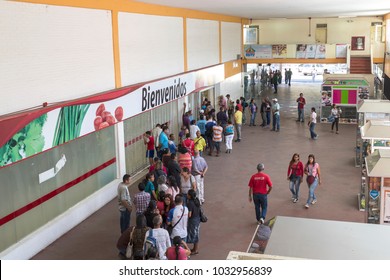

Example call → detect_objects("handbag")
306 175 315 185
200 206 208 223
125 227 135 259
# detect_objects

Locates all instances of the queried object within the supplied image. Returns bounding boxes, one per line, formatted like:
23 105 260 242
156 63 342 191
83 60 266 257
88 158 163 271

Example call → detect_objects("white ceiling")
135 0 390 19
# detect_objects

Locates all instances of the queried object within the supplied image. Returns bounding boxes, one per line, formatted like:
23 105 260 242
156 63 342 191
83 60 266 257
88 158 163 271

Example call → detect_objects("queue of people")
117 89 326 260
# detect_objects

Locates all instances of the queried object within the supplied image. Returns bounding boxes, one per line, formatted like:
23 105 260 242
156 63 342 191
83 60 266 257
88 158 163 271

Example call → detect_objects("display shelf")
365 150 390 224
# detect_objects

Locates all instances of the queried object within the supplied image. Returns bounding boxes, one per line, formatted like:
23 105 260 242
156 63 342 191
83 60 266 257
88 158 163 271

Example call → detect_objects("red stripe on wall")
0 157 116 227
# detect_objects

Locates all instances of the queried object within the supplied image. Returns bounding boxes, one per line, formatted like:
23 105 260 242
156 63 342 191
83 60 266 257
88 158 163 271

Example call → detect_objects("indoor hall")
32 81 365 260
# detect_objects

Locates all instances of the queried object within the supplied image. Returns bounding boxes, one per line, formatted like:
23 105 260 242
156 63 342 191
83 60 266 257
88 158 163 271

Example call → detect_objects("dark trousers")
253 193 268 221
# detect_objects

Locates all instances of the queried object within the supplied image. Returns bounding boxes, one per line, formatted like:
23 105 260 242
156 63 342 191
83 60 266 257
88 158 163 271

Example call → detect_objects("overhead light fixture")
338 15 357 18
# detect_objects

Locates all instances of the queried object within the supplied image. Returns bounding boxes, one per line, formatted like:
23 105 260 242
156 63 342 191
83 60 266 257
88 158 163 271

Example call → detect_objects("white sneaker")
293 198 298 203
311 199 317 205
305 204 309 208
260 218 265 224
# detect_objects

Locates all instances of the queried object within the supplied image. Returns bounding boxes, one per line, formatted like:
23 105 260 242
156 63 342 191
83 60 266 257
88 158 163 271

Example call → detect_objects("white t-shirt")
144 228 171 260
190 124 200 139
167 205 189 239
311 111 317 123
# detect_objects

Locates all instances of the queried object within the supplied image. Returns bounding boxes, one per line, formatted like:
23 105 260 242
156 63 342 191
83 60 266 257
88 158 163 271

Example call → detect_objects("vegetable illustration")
0 114 47 167
93 103 124 130
115 106 124 121
52 104 90 146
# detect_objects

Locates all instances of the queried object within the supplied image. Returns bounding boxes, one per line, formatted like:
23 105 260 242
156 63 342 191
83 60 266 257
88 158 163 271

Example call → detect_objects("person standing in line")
168 133 177 155
249 98 258 126
193 130 206 156
143 131 155 166
167 195 189 242
192 149 208 204
117 174 133 233
134 182 151 216
248 163 273 225
189 120 200 140
166 236 191 260
308 107 318 140
144 214 171 260
234 105 243 142
271 98 280 132
196 114 207 138
186 189 201 255
216 106 228 132
286 153 304 203
330 103 342 134
296 93 306 123
224 119 234 154
158 126 169 159
304 154 321 208
182 103 190 130
212 121 223 157
153 124 162 158
205 115 216 155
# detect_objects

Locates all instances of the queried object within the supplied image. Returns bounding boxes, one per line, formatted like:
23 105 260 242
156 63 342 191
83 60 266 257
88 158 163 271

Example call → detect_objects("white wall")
216 73 243 100
253 17 385 57
0 2 115 116
187 19 219 71
118 13 184 86
221 22 242 62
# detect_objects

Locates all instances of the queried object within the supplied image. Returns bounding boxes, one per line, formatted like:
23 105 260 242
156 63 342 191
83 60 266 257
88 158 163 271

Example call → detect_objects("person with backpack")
144 214 171 260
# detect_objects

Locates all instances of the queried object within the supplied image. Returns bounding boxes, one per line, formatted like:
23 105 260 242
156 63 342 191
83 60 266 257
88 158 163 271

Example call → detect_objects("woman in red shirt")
287 153 304 203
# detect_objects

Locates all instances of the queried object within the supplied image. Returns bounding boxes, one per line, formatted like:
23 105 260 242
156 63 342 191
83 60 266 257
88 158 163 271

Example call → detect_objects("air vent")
371 22 382 26
316 24 327 28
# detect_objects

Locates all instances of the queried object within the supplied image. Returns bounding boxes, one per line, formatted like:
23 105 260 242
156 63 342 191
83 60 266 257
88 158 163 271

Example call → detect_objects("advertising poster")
336 44 347 58
305 44 317 58
0 65 224 167
315 44 326 59
244 45 272 58
272 44 287 58
296 44 307 58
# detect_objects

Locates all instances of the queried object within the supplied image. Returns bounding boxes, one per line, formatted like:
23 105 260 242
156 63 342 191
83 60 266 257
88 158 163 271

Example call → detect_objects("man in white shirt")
308 107 318 140
144 215 171 260
167 195 189 241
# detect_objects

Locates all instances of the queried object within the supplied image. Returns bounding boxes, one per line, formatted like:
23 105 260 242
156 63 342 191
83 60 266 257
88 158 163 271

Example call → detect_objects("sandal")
190 251 199 255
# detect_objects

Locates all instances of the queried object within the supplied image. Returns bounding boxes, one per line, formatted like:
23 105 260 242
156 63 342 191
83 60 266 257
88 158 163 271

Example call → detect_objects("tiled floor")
32 80 366 260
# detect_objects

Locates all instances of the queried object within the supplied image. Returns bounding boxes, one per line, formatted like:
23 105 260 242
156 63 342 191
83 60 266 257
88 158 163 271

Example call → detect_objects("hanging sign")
370 190 379 200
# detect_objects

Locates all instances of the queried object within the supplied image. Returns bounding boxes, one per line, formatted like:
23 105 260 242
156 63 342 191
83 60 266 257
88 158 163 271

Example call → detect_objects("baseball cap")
199 109 204 114
272 98 278 102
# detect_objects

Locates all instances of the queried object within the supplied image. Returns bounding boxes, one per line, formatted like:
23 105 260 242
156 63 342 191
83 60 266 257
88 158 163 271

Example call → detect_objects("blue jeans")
250 112 257 125
307 178 319 204
120 209 131 233
253 193 268 221
266 111 271 125
289 177 301 199
298 108 304 122
309 122 317 139
272 114 280 130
